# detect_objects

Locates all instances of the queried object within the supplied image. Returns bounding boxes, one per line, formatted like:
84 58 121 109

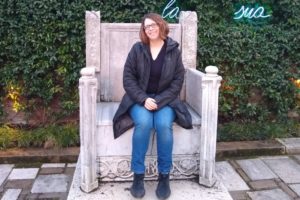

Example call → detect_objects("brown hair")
139 13 169 44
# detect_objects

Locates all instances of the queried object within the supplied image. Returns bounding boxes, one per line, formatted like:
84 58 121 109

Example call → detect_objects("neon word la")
162 0 180 19
234 5 271 20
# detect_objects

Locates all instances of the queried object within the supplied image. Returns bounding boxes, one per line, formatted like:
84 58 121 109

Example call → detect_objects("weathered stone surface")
67 163 77 168
37 192 67 200
31 174 70 193
295 155 300 161
289 184 300 196
248 180 277 190
179 11 197 69
229 191 248 200
216 161 249 191
79 64 98 192
237 159 277 180
39 167 64 175
67 163 233 200
247 188 292 200
86 11 100 72
216 140 285 158
277 138 300 154
1 189 22 200
98 155 200 181
0 164 14 186
5 180 34 190
7 168 39 180
41 163 65 168
263 157 300 184
277 180 298 198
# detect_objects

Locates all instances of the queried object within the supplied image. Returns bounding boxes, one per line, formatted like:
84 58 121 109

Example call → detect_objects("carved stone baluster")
199 66 222 187
79 67 98 192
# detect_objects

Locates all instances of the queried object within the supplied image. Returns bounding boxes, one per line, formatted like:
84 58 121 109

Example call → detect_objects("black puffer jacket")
113 37 192 139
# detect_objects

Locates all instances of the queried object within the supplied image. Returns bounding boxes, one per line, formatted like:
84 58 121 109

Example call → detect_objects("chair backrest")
85 11 198 102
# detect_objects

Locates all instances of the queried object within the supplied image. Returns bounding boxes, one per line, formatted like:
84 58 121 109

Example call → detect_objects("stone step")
68 162 233 200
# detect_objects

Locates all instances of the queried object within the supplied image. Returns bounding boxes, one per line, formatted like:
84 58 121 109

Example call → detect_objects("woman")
113 13 192 199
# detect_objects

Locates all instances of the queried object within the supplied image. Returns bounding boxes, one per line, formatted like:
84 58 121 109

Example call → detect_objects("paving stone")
38 192 67 200
229 191 248 200
17 193 29 200
295 155 300 162
247 188 292 200
7 168 39 180
235 168 251 183
67 163 77 168
68 161 233 200
39 167 64 175
31 174 70 193
289 184 300 196
277 180 298 198
0 164 14 186
277 138 300 154
262 157 300 184
22 193 39 200
237 159 277 181
41 163 66 168
65 167 76 176
249 180 277 190
216 161 249 191
5 180 34 190
1 189 22 200
20 188 31 195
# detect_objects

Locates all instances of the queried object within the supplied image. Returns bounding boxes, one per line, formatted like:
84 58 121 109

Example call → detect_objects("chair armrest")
186 66 222 117
186 66 222 187
186 68 205 115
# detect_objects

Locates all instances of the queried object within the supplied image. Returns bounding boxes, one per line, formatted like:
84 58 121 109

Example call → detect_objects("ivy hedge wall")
0 0 299 125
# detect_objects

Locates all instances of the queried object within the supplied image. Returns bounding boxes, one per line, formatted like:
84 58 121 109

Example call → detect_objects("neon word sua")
234 5 271 20
162 0 180 19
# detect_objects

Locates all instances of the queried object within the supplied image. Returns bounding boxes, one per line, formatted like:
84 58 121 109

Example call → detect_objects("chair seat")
96 102 201 126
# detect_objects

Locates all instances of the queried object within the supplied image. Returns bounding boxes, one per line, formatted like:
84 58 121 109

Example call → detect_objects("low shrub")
218 120 300 142
0 124 79 149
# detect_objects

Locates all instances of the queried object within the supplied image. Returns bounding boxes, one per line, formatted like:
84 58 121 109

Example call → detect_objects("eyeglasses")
144 23 158 31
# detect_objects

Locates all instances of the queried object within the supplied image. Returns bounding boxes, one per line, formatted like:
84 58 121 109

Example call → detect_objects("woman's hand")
144 98 158 111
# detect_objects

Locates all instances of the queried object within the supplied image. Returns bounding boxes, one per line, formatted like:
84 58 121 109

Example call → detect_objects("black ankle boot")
130 173 145 198
156 173 171 199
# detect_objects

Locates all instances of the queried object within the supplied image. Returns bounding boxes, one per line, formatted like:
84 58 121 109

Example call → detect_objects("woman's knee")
154 106 175 131
130 104 153 130
154 119 173 131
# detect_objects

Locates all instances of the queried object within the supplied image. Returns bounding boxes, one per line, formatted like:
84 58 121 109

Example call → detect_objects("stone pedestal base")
67 161 233 200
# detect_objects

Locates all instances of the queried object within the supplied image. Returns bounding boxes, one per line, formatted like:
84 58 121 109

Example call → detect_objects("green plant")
0 124 79 149
218 120 300 142
0 125 20 149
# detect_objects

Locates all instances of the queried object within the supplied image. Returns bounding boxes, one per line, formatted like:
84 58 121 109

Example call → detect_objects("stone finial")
80 67 96 77
179 11 198 69
205 66 219 77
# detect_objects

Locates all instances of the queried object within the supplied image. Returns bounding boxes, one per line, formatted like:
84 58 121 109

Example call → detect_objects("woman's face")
144 18 160 41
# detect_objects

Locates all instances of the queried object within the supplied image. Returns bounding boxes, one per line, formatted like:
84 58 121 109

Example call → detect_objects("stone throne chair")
79 10 222 193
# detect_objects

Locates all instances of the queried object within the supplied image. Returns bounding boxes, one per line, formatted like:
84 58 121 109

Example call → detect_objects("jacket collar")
141 37 179 58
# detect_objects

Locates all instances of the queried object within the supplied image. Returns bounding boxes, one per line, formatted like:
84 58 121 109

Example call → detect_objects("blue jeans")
129 104 175 174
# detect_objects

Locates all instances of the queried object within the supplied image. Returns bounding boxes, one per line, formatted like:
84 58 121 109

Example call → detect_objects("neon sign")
234 5 271 20
162 0 180 19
